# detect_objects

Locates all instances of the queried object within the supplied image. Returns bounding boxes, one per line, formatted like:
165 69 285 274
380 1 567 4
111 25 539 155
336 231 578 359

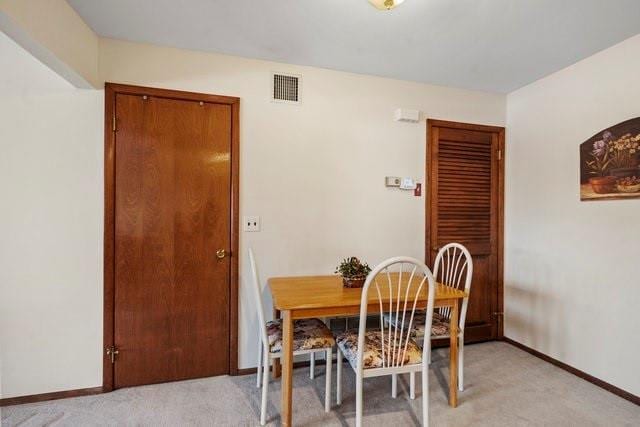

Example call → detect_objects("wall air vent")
272 72 301 104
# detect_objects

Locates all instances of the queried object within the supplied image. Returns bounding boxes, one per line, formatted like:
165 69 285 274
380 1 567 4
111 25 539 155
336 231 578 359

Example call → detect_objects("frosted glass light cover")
368 0 405 11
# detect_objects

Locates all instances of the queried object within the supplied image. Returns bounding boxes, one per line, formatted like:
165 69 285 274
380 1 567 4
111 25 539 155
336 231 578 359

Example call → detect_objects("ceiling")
68 0 640 93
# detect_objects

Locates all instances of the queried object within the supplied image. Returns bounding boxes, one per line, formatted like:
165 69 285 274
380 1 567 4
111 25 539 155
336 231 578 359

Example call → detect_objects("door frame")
425 119 505 339
103 83 240 391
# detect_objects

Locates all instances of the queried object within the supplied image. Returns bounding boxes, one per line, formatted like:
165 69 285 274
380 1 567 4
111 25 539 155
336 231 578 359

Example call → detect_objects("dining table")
268 274 468 427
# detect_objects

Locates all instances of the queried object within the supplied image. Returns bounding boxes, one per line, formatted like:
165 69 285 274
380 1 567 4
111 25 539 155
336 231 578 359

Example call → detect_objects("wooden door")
426 119 504 342
110 88 235 388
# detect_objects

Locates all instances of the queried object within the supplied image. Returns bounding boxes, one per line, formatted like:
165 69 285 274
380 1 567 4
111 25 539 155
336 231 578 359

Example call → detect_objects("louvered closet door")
426 120 504 342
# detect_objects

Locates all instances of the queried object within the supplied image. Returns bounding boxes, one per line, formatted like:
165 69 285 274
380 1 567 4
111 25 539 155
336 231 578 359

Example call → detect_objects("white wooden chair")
335 256 436 427
429 243 473 390
385 243 473 392
248 249 335 425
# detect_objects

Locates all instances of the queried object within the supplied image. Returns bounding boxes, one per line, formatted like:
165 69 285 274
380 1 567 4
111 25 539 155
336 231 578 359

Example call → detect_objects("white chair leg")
260 353 270 426
421 367 429 427
256 342 263 388
391 374 397 398
355 373 363 427
427 338 432 364
336 349 342 405
410 372 416 399
310 352 315 379
324 348 332 412
458 338 464 392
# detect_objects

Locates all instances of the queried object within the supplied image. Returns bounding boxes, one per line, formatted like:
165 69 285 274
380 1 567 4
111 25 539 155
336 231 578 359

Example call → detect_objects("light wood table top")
269 273 467 311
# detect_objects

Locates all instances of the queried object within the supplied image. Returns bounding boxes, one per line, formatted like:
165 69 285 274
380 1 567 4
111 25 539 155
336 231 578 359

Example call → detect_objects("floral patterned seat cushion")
336 330 423 370
266 318 335 354
383 311 451 338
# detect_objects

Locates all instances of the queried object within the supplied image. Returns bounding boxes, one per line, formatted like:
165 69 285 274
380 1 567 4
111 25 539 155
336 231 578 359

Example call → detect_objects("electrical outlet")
243 216 260 232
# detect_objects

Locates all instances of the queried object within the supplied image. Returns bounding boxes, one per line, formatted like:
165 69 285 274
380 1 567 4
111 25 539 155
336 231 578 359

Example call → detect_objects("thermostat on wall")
400 178 417 190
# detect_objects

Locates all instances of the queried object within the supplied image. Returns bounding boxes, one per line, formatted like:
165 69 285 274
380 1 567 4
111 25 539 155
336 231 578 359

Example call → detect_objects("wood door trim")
103 83 240 392
425 119 505 339
105 83 240 105
427 118 505 134
496 127 505 337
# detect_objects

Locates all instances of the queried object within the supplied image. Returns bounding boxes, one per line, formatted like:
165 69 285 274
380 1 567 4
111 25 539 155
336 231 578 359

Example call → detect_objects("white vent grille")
272 73 300 103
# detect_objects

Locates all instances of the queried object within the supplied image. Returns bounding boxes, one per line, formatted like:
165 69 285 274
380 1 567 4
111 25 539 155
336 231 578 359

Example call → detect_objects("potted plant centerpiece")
335 257 372 289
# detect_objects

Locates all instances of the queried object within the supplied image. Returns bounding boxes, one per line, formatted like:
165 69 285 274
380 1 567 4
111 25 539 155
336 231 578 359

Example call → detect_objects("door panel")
114 94 231 387
427 120 504 342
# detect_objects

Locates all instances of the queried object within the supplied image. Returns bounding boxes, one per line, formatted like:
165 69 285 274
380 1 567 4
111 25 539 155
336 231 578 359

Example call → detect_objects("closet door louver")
434 127 496 255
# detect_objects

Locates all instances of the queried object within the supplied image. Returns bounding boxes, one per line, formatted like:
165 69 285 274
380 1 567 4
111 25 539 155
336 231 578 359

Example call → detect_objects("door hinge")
112 115 117 132
497 149 502 161
493 312 504 318
106 345 119 363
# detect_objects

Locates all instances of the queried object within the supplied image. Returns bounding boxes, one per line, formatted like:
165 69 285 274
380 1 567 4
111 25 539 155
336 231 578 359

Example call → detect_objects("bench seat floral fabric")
383 310 451 338
336 329 423 369
266 318 335 353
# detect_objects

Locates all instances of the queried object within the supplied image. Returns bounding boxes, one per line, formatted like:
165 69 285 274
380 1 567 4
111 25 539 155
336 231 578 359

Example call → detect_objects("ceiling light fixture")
368 0 405 11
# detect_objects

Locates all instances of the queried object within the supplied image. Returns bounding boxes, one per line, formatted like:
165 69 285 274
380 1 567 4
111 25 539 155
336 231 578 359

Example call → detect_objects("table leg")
281 310 293 427
449 299 459 407
273 307 281 378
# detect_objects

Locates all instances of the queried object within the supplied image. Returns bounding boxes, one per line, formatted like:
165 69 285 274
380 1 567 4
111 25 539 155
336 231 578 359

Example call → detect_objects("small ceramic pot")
589 176 617 194
342 275 366 288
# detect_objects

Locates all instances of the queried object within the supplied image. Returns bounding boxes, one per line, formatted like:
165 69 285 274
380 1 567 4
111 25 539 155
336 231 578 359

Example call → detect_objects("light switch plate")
243 216 260 232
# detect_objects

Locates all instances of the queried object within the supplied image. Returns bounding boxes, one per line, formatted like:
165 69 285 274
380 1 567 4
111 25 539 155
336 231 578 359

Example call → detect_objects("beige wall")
505 34 640 396
0 32 103 398
99 39 506 370
0 0 99 88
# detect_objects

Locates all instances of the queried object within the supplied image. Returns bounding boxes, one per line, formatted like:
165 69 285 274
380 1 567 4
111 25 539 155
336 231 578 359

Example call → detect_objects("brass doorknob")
216 249 226 259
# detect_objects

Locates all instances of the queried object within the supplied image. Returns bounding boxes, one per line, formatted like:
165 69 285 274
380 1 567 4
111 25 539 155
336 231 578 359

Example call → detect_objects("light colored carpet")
2 342 638 426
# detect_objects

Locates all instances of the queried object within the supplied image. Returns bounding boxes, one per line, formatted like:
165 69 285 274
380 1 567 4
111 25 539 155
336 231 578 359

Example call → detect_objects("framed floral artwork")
580 117 640 201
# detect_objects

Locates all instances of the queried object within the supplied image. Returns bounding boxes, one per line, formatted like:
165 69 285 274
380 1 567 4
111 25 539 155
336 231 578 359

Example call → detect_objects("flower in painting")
592 140 606 156
606 132 640 168
603 131 614 142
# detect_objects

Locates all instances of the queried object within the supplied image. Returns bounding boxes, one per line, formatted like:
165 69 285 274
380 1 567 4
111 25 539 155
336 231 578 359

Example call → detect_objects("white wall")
98 39 506 370
505 35 640 396
0 32 103 398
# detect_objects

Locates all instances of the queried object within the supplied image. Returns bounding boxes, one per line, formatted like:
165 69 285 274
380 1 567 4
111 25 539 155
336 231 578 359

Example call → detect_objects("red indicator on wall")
414 183 422 197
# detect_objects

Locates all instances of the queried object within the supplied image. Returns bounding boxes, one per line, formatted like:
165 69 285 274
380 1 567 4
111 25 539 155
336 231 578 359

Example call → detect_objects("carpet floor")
2 342 638 426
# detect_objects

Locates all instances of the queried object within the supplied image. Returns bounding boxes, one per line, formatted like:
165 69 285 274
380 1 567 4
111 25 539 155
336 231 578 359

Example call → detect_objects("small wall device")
385 176 401 187
394 108 420 123
399 177 417 190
